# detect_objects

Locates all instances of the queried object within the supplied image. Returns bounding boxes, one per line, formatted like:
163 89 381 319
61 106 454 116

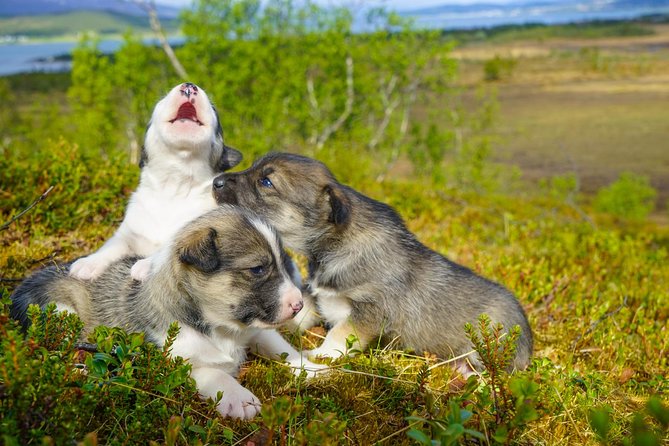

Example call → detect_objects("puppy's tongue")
170 102 198 123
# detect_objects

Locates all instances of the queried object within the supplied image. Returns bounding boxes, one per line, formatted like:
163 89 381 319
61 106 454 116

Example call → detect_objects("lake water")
0 40 124 76
0 38 185 76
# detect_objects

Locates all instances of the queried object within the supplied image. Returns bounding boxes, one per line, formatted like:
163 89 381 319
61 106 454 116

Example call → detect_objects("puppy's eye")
249 265 266 276
258 177 273 188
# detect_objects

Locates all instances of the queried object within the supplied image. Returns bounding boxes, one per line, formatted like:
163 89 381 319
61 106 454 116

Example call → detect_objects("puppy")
212 153 533 374
70 82 242 281
11 206 324 419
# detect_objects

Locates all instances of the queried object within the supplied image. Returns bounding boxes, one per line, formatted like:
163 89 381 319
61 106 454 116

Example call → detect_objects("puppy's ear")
178 227 220 273
139 145 148 168
324 184 350 227
216 144 243 171
211 106 243 171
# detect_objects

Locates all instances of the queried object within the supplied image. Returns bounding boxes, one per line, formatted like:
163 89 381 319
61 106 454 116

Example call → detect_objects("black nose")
213 176 225 189
181 82 198 99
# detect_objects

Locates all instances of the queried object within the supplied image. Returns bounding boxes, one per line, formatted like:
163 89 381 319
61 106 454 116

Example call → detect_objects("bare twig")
314 55 355 150
74 342 99 353
571 296 628 351
130 0 189 80
306 74 320 120
565 152 597 229
0 185 54 232
368 74 401 150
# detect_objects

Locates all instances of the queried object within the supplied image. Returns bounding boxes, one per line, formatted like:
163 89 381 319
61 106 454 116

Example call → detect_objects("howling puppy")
212 153 533 374
70 83 242 281
11 206 324 419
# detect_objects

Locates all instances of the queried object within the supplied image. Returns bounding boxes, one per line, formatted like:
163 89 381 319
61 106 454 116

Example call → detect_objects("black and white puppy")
12 206 325 419
70 83 242 281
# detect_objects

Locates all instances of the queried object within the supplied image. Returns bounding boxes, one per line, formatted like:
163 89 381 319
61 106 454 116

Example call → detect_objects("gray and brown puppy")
10 205 324 419
212 153 533 374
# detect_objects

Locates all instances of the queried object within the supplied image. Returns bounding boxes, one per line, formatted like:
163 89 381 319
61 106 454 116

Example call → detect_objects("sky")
156 0 537 9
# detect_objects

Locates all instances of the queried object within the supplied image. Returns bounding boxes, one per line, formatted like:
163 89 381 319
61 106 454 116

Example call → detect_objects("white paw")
288 357 330 378
130 258 153 281
215 384 261 420
305 346 345 361
69 255 111 280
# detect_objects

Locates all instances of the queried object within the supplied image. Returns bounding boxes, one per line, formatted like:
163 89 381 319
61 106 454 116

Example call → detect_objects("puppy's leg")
307 319 372 360
130 257 153 281
69 232 132 280
190 366 261 420
249 329 328 378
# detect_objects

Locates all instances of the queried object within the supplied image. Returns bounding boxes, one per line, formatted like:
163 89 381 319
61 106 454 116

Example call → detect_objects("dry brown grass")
453 24 669 215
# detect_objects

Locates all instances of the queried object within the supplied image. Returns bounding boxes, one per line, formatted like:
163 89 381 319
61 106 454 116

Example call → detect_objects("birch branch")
131 0 189 80
315 55 354 150
368 74 400 150
0 186 54 232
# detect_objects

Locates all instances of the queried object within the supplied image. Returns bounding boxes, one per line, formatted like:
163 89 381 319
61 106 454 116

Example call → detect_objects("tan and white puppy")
212 153 533 375
10 206 324 420
70 83 242 281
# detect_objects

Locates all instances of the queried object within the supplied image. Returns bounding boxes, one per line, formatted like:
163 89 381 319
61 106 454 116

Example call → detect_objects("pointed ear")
178 227 220 273
216 144 243 171
323 184 350 227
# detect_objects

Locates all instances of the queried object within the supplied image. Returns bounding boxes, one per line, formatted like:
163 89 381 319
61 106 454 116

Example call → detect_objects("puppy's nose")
290 301 304 315
213 176 225 189
180 82 198 99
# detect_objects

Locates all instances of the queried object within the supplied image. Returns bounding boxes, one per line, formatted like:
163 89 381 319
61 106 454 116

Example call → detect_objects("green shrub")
483 55 517 81
0 301 224 444
593 172 657 221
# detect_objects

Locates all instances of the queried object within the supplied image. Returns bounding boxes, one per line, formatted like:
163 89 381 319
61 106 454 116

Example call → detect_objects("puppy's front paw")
305 347 345 361
216 384 261 420
69 255 110 280
288 357 330 379
130 258 153 281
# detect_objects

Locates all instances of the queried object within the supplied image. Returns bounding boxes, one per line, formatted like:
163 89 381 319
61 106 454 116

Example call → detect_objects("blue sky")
157 0 542 9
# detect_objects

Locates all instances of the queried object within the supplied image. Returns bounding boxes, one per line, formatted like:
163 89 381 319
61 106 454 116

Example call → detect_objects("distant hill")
0 0 180 19
400 0 669 30
0 10 179 39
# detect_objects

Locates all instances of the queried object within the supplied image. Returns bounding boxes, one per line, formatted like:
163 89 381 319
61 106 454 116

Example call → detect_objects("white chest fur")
168 324 255 377
122 177 217 255
310 283 352 326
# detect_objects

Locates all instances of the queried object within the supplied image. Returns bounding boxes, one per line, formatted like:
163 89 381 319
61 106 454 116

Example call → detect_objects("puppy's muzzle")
213 175 226 189
212 174 238 204
290 301 303 316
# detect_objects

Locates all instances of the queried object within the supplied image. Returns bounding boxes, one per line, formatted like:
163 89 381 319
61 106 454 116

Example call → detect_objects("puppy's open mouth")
169 102 203 126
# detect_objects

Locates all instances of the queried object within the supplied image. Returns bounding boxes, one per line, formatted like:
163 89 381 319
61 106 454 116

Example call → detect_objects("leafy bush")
0 301 226 445
483 55 517 81
594 172 657 221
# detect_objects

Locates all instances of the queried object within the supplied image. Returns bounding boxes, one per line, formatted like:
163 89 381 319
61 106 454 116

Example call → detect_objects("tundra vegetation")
1 1 668 444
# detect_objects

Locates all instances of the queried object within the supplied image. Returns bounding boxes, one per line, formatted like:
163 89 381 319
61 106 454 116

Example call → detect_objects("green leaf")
589 407 611 442
646 396 669 429
407 429 432 445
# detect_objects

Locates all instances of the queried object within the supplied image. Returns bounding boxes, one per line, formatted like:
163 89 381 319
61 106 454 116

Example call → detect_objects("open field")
456 24 669 216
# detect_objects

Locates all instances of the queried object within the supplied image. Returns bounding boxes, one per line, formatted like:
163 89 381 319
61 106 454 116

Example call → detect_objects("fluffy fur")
11 206 324 419
70 83 242 281
212 152 533 373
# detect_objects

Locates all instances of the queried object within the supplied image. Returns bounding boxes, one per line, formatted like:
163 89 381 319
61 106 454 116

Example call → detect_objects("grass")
453 24 669 218
1 136 668 444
